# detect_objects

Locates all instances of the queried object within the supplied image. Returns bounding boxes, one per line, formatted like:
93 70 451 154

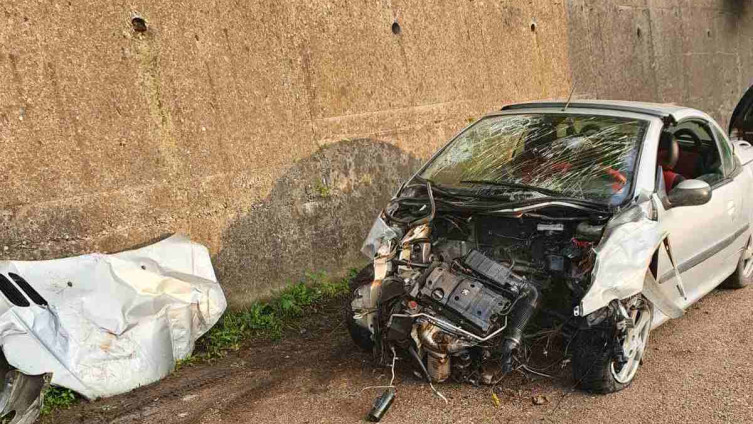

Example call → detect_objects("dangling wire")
360 346 398 392
408 346 449 404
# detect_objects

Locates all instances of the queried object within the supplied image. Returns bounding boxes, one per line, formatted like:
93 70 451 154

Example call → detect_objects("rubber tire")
346 264 376 351
572 327 633 394
721 238 752 289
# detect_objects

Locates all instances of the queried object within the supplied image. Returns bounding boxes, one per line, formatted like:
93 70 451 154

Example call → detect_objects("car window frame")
654 117 729 205
671 117 730 189
709 122 740 179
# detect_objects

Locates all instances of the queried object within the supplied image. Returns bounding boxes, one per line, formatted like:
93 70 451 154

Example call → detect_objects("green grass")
41 386 78 416
313 180 333 197
188 268 356 362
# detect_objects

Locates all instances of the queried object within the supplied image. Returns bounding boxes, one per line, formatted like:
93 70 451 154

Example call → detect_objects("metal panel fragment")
0 235 227 400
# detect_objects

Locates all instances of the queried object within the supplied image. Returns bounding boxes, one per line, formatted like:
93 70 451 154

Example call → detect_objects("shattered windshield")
420 113 648 205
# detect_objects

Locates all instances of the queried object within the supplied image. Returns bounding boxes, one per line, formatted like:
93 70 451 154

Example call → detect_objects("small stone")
533 394 549 406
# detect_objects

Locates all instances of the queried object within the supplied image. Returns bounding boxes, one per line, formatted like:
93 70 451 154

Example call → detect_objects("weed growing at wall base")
190 268 357 361
41 386 78 416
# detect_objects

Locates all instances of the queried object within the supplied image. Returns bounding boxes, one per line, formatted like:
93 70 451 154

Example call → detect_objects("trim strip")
501 102 676 122
658 224 749 283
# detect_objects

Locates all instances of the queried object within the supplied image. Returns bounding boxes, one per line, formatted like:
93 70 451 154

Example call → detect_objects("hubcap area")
742 241 753 278
610 303 651 384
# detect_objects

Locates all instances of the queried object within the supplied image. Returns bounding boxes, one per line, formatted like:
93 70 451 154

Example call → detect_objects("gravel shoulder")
44 286 753 424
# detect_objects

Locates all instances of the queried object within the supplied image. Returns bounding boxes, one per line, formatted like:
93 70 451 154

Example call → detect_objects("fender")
579 203 685 321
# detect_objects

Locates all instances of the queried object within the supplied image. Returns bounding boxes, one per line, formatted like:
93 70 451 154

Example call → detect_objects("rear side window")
0 274 30 307
8 273 47 306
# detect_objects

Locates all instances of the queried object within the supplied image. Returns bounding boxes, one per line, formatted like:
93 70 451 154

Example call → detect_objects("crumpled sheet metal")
0 235 227 399
361 216 399 259
580 205 665 316
0 367 47 424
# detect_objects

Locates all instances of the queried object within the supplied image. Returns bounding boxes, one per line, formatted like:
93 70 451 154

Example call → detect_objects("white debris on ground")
0 234 227 404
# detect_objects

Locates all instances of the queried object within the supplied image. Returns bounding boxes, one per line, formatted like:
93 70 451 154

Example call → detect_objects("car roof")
500 99 701 123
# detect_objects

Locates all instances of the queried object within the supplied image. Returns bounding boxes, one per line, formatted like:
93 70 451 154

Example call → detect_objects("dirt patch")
43 286 753 424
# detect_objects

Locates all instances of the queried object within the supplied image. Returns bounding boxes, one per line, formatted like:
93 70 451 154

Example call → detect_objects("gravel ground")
45 285 753 424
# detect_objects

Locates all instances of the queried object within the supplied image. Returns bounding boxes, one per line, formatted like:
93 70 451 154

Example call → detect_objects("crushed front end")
349 181 611 385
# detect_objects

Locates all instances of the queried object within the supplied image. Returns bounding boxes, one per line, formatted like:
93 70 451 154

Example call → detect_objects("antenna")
562 81 577 111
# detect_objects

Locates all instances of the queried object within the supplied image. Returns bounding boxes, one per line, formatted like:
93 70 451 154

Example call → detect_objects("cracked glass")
420 114 649 205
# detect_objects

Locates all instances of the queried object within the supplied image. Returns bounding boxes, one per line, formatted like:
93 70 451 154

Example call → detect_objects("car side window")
670 120 724 186
711 125 736 176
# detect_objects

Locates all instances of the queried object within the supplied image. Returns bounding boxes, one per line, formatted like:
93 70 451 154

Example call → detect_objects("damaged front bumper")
0 234 227 410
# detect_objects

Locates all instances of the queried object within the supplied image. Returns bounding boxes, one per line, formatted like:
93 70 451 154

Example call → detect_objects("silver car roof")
499 99 703 123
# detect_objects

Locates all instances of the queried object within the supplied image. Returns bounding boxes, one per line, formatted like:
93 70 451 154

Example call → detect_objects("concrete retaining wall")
0 0 750 306
566 0 753 126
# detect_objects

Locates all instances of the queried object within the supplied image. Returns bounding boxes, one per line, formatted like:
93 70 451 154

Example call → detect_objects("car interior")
658 120 725 192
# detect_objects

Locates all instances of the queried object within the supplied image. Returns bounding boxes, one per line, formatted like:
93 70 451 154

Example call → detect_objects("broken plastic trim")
0 275 29 307
7 274 47 307
361 216 400 258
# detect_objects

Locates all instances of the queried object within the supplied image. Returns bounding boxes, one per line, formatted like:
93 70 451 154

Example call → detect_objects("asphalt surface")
46 285 753 424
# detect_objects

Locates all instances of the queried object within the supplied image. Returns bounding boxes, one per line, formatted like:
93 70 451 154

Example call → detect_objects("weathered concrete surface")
566 0 753 127
1 0 752 305
215 139 421 305
0 0 571 305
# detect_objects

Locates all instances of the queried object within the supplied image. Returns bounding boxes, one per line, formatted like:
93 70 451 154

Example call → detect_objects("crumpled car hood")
0 234 226 399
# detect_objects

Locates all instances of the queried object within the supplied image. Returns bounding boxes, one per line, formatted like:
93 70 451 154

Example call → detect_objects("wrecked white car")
349 99 753 393
0 235 226 422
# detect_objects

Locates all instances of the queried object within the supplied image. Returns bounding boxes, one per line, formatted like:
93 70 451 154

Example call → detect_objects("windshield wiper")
459 180 562 197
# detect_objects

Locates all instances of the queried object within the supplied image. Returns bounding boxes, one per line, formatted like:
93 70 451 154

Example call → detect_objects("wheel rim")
742 239 753 278
610 303 651 384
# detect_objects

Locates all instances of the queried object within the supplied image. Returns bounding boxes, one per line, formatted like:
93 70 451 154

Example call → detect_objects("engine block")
420 265 512 334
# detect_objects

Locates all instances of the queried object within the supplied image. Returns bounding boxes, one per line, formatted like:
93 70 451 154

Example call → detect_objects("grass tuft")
192 268 356 360
41 386 78 416
313 180 333 197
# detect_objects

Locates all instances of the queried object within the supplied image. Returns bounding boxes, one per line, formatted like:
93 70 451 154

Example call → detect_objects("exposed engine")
350 183 608 384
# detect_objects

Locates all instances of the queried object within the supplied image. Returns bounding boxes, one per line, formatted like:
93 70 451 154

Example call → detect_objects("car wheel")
346 264 376 351
572 298 652 393
721 236 753 289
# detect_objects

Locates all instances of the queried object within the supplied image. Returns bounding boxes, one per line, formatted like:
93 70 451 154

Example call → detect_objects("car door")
728 84 753 237
655 119 744 307
729 84 753 143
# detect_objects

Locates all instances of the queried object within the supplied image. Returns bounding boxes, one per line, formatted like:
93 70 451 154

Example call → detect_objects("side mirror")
668 179 712 207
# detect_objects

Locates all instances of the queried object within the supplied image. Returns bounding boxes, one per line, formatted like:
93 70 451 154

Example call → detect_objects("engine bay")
350 182 611 385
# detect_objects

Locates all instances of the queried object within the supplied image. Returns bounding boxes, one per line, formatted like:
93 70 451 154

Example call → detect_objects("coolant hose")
501 282 541 372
